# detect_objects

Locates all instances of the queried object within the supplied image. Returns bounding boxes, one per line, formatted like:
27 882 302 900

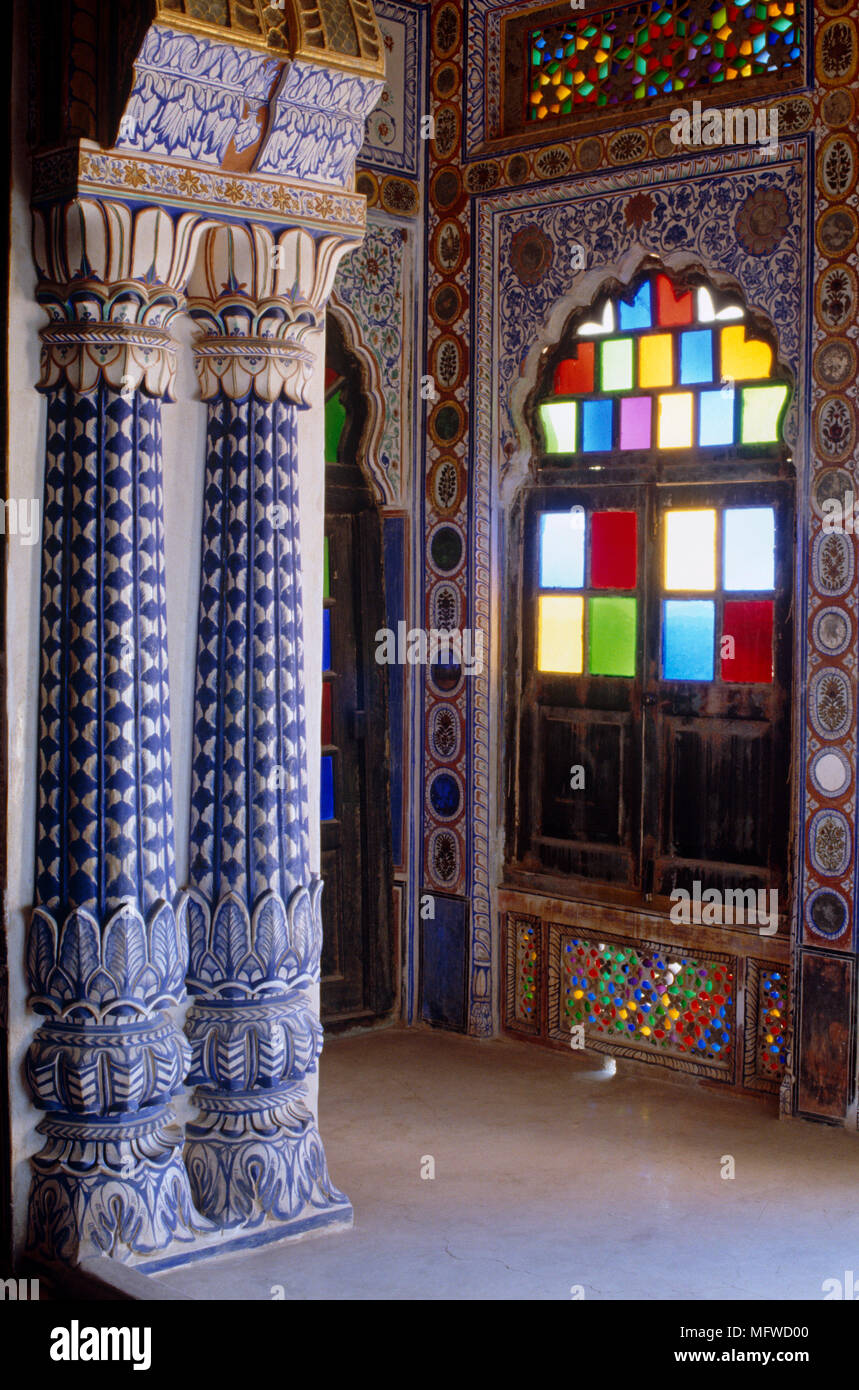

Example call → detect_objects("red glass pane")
591 511 638 590
321 680 333 744
656 274 694 327
721 600 774 683
553 342 595 395
325 366 340 393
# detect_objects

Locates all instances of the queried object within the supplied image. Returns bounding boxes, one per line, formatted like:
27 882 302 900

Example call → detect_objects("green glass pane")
740 384 788 444
588 596 637 676
601 338 634 391
323 535 330 599
539 400 577 453
325 393 347 463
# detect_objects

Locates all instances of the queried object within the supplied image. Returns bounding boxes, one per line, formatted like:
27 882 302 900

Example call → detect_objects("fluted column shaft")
25 199 208 1264
182 224 355 1231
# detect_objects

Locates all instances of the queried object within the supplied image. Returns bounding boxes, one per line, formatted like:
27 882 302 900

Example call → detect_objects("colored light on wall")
723 508 775 590
664 509 716 590
720 325 773 380
619 395 652 450
539 400 577 452
590 510 637 589
601 337 634 391
680 329 713 384
639 334 674 388
582 398 614 451
321 754 335 821
657 275 694 327
663 599 715 680
589 596 637 676
325 392 347 463
657 392 694 448
699 387 735 446
740 384 788 443
322 681 332 745
554 343 595 394
721 599 774 682
538 594 584 672
540 510 585 588
619 281 653 331
322 607 332 670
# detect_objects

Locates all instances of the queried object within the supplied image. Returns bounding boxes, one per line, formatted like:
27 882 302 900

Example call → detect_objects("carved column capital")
32 197 205 398
189 222 359 404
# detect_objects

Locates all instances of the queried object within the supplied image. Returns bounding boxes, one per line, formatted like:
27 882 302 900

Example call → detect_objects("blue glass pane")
723 508 775 591
662 600 715 680
540 511 585 588
680 330 713 384
582 399 614 452
321 755 335 820
699 387 735 446
323 607 331 671
619 281 652 331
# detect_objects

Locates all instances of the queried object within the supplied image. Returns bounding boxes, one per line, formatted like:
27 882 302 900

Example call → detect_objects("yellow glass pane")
664 510 716 591
538 595 584 673
657 392 694 448
639 334 674 388
720 325 772 381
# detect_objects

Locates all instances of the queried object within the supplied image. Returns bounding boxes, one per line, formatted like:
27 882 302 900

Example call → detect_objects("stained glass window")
537 509 638 676
662 506 776 682
537 272 788 460
526 0 802 121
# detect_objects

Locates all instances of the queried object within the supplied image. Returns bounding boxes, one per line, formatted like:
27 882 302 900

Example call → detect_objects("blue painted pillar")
26 233 208 1263
182 225 355 1235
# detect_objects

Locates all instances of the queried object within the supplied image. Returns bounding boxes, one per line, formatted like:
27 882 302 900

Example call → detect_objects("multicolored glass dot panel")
757 966 788 1079
527 0 801 118
537 508 638 677
662 505 775 682
515 920 539 1025
563 936 733 1068
538 276 788 457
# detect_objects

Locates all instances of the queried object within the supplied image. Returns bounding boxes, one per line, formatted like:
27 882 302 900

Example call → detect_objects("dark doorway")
320 314 396 1027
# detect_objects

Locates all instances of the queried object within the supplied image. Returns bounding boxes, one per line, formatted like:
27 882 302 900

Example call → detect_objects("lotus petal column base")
27 1107 215 1267
184 1085 351 1233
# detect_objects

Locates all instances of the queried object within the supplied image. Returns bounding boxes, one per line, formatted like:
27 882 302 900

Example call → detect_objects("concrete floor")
157 1028 859 1300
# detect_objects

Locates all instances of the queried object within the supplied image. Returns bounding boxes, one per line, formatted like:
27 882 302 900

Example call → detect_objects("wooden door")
643 478 793 913
320 498 395 1026
519 482 647 889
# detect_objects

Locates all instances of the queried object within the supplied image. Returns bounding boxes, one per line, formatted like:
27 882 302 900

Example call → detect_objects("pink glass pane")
620 396 652 450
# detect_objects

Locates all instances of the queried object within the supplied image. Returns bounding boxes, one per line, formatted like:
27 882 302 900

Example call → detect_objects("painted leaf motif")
27 909 58 995
253 893 288 979
103 907 147 998
148 900 181 989
211 893 251 977
187 893 211 974
58 909 100 996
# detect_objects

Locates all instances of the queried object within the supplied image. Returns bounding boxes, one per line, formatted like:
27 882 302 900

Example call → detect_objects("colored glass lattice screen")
662 505 775 682
538 275 788 458
562 936 733 1065
527 0 801 120
537 509 637 677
